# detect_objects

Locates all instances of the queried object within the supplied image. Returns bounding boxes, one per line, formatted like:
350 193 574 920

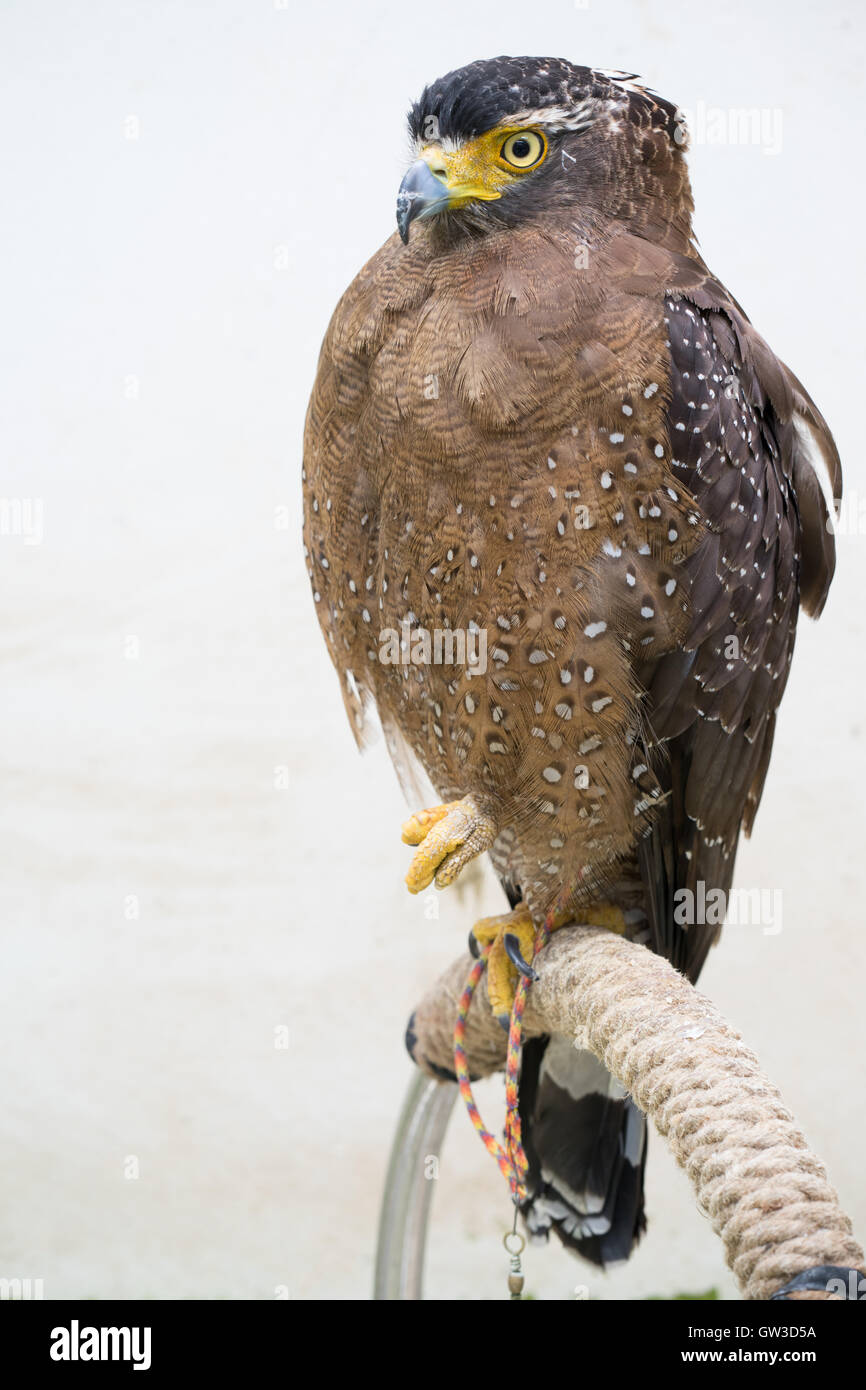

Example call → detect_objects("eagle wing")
638 280 841 980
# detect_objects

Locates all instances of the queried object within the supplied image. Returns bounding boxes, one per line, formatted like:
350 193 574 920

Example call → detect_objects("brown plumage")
302 57 841 1264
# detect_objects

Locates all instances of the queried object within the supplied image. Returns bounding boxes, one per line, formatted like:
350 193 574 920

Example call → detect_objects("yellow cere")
419 126 548 206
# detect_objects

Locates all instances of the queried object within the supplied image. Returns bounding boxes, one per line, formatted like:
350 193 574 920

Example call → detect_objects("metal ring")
503 1231 525 1256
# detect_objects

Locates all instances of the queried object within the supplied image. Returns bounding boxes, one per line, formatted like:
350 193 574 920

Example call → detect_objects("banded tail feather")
518 1036 647 1266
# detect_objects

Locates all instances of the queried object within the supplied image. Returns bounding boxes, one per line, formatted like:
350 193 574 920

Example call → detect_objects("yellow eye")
500 130 546 169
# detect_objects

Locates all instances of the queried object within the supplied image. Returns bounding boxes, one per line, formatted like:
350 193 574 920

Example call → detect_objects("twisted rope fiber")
412 924 863 1300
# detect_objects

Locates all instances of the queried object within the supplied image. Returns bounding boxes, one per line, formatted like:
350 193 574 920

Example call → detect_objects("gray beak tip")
396 160 450 244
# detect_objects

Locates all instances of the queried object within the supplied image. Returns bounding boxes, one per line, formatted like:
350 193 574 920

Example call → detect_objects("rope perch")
408 924 864 1301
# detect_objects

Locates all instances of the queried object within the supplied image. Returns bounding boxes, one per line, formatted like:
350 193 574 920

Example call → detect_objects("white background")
1 0 864 1300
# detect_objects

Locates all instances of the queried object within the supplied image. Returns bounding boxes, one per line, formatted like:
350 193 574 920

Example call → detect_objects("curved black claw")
404 1011 418 1062
503 933 539 982
468 929 481 960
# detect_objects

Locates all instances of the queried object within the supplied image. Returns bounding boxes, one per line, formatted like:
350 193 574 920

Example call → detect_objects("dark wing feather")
639 290 839 982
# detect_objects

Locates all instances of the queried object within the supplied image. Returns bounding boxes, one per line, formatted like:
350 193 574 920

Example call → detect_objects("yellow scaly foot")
470 900 628 1028
470 904 540 1029
401 795 498 894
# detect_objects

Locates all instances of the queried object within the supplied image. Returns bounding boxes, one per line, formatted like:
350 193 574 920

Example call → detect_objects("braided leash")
452 914 552 1203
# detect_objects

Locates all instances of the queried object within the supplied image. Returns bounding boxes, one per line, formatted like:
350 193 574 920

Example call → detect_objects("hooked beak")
396 158 452 243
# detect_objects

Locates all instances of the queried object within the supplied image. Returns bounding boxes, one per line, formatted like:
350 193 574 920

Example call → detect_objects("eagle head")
397 56 693 248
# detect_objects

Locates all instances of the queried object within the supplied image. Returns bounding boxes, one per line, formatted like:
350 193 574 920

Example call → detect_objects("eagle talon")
503 933 539 981
471 902 616 1015
402 795 498 894
470 904 539 1019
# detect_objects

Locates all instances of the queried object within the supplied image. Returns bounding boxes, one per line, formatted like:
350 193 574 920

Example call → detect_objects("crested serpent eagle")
302 57 842 1264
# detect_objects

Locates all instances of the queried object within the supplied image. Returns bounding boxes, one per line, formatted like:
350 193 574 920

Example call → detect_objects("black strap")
770 1265 866 1300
